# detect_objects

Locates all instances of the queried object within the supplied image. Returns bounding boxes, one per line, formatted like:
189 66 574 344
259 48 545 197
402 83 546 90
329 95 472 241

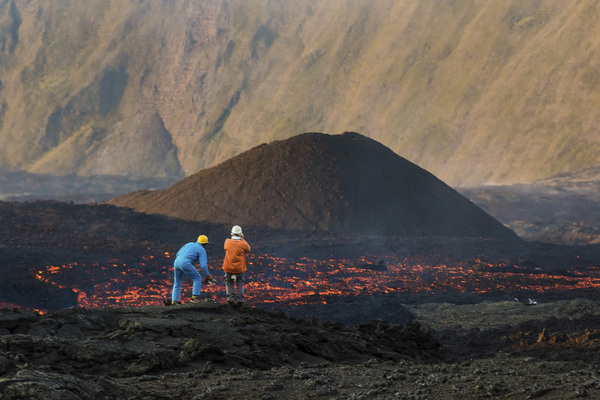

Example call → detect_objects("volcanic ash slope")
108 132 519 240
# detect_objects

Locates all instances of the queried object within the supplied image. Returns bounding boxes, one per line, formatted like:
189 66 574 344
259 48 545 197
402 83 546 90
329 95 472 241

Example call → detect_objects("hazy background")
1 0 599 244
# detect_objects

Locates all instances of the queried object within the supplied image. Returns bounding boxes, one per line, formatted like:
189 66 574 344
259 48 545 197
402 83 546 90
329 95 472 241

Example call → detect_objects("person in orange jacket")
222 225 251 308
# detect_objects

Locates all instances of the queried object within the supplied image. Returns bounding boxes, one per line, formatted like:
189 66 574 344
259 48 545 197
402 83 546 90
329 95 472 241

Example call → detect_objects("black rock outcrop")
0 303 439 399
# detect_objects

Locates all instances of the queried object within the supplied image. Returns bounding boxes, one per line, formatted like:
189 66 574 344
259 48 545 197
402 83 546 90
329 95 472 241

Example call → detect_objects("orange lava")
25 253 600 313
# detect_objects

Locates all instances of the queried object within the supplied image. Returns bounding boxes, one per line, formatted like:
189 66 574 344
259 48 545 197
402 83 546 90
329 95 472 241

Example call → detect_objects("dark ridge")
108 132 519 240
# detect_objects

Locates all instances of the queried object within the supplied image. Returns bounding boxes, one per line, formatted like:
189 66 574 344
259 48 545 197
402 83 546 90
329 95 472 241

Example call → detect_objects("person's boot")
164 299 182 306
190 295 203 303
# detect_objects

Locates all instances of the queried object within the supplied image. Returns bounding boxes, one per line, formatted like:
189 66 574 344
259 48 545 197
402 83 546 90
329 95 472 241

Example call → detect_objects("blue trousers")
172 259 203 301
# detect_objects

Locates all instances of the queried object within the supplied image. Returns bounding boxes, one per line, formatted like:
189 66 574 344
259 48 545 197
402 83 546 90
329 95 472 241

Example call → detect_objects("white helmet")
231 225 243 236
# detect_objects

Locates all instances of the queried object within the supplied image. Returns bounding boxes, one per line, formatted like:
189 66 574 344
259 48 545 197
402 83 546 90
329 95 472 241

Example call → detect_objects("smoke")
459 180 600 245
0 171 178 203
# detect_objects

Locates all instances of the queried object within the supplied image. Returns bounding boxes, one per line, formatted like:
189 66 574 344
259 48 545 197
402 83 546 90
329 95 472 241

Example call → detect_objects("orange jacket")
222 238 251 273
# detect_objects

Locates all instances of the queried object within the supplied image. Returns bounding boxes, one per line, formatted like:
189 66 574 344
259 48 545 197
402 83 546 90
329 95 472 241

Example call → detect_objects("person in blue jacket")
166 235 216 305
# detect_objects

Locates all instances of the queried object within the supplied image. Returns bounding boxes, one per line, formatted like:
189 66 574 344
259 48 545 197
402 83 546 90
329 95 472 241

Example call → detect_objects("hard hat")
197 235 210 244
231 225 243 235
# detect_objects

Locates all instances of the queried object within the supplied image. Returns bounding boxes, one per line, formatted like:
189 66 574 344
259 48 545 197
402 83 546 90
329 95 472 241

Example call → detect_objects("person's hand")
205 275 217 285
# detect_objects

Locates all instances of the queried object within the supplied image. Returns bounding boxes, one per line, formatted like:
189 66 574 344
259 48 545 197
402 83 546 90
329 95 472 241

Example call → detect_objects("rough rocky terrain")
0 171 177 203
3 196 590 313
2 298 600 399
460 171 600 246
0 304 440 399
2 199 600 398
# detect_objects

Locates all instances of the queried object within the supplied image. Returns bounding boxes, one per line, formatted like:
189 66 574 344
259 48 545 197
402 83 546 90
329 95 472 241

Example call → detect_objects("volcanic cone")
108 132 519 240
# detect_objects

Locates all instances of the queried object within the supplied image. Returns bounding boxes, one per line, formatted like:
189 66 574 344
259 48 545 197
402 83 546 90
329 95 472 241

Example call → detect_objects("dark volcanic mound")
109 132 518 239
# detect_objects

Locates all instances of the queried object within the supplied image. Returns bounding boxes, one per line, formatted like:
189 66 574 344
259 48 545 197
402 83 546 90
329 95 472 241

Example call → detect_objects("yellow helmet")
197 235 209 244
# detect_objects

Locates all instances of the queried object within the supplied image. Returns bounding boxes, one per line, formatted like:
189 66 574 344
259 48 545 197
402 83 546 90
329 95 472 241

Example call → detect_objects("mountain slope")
109 132 519 240
1 0 600 185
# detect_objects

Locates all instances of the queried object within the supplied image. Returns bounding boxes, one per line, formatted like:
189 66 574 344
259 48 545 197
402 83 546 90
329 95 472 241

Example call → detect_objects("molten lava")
29 252 600 312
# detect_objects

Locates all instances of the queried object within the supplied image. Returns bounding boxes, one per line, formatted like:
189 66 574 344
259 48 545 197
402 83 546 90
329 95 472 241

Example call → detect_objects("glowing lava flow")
27 252 600 312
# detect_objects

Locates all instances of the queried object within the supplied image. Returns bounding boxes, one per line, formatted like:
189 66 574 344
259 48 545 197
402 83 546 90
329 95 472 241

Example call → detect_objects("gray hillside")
1 1 600 186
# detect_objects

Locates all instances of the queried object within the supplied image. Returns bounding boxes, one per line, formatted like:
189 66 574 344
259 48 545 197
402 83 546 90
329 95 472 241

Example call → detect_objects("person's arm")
198 248 210 276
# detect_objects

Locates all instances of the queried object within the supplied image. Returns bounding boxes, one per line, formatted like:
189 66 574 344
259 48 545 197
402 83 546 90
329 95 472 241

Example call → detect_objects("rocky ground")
2 200 600 399
2 298 600 399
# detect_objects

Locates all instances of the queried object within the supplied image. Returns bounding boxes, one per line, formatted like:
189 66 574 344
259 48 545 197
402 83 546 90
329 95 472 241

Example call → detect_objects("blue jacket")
175 242 209 276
